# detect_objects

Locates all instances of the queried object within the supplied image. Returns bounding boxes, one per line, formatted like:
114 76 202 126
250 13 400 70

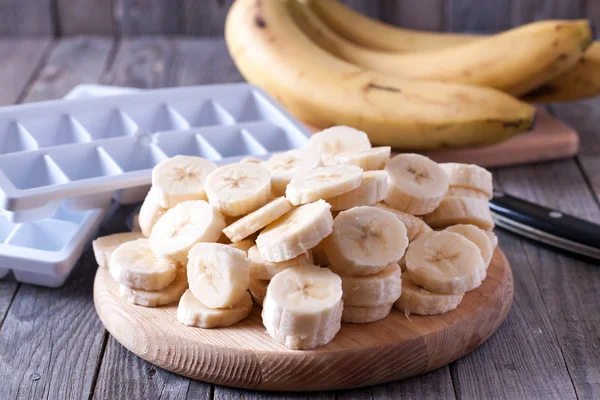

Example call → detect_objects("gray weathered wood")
341 0 381 19
493 159 600 399
56 0 114 35
0 39 53 106
182 0 235 36
0 0 55 35
380 0 444 31
114 0 180 35
512 0 585 25
0 276 18 328
0 38 115 400
445 0 513 32
26 36 115 103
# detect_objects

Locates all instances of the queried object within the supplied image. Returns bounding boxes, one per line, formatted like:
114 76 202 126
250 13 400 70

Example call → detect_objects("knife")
489 191 600 260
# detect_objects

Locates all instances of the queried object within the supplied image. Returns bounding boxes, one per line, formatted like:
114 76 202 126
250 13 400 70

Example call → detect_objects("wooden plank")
26 37 115 103
380 0 444 31
0 276 18 328
0 37 115 400
587 0 600 31
114 0 180 35
0 0 55 36
491 159 600 399
445 0 513 33
181 0 235 36
0 38 53 106
56 0 114 35
341 0 381 19
512 0 585 26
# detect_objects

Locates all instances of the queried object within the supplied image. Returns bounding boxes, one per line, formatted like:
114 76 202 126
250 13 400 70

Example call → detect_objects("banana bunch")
304 0 600 103
94 125 501 350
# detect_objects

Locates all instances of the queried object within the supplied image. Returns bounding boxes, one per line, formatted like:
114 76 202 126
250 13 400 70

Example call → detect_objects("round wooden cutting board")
94 248 513 391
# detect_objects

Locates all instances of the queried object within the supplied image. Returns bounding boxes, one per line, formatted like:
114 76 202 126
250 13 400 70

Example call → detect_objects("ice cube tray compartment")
0 84 310 215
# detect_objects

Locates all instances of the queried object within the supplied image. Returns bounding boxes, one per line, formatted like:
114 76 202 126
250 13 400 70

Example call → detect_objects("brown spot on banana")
254 0 266 28
558 53 569 61
485 118 531 130
364 83 402 93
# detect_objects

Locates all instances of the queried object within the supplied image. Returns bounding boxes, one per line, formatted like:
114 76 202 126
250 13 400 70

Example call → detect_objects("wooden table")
0 36 598 400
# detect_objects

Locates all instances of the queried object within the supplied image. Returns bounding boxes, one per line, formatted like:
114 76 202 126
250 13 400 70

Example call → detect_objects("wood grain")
114 0 180 35
93 248 513 391
181 0 235 36
380 0 444 31
0 0 55 35
445 0 513 32
56 0 114 35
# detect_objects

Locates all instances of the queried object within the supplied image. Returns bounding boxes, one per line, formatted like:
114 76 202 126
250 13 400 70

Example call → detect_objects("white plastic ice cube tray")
0 84 311 222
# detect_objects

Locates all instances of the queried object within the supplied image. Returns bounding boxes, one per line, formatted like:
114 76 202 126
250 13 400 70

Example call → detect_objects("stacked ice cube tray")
0 83 311 287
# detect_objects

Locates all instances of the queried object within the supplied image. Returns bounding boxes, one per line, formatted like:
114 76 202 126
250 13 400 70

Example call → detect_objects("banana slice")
109 238 179 291
306 125 372 165
261 149 323 196
150 200 225 262
256 199 333 262
248 244 313 280
228 238 255 253
240 157 263 164
327 170 387 211
93 232 145 269
334 146 391 171
286 165 363 205
205 163 271 217
324 206 408 275
486 231 499 249
222 197 292 243
119 267 188 307
446 224 494 268
330 262 401 308
414 221 433 240
394 272 464 316
384 153 449 215
249 277 269 306
152 155 217 208
446 186 489 201
342 304 393 324
423 196 494 230
373 202 425 241
177 289 252 328
398 255 406 272
406 231 486 294
262 265 343 350
440 163 493 199
138 186 168 237
187 243 250 308
311 239 330 266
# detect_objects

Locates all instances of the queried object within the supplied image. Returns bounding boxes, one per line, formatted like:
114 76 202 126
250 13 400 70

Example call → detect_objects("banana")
248 244 314 280
487 231 499 250
424 196 495 230
373 202 427 241
119 267 188 307
152 155 217 208
132 214 141 233
262 265 343 350
248 277 269 306
177 289 253 328
187 243 250 309
241 157 263 164
342 304 393 324
225 0 535 150
205 163 271 217
394 272 464 316
414 221 433 240
149 200 226 262
222 197 292 242
405 231 486 294
228 238 256 253
93 232 144 269
384 154 449 215
261 149 322 195
109 238 179 291
330 262 401 308
323 206 408 275
440 163 493 199
446 224 494 269
256 199 333 262
327 170 387 211
292 0 591 96
138 186 168 237
334 146 391 171
311 240 330 266
286 165 363 206
446 186 489 201
306 126 371 165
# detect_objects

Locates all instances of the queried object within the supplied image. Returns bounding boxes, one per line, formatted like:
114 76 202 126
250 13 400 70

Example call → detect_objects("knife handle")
490 191 600 250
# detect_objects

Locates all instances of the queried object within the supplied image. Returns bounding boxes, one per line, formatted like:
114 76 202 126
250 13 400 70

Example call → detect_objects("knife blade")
489 191 600 260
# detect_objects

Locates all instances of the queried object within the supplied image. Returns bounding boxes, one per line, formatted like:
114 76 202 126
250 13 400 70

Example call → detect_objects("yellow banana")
292 1 591 96
305 0 600 102
225 0 534 150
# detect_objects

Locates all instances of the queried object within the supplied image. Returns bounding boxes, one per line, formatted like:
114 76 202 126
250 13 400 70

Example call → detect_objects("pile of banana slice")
93 125 498 350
